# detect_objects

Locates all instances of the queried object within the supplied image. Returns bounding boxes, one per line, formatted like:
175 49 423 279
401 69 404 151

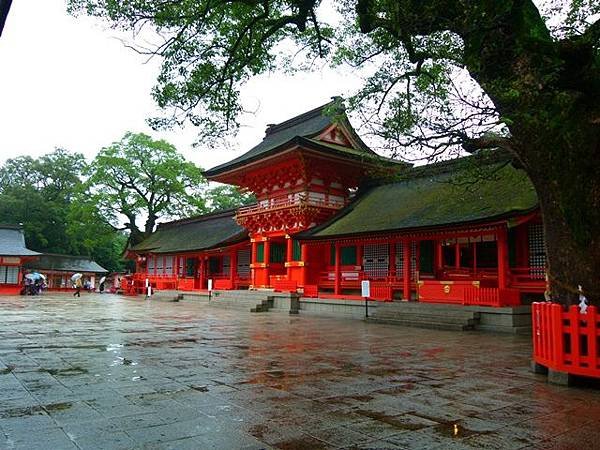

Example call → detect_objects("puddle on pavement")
44 402 73 412
125 337 198 348
0 365 15 374
276 437 329 450
434 422 477 438
348 394 374 402
191 385 209 392
110 357 137 366
355 409 432 431
0 406 44 418
106 344 124 352
39 367 88 376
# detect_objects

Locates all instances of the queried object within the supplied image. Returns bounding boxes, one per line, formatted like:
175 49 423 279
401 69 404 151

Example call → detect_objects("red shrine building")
129 100 547 307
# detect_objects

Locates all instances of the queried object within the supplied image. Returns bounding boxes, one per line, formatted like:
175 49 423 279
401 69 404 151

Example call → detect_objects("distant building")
0 225 40 294
24 253 108 291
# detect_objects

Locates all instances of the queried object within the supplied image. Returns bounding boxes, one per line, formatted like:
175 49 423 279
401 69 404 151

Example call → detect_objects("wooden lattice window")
237 249 251 277
0 266 18 284
528 223 546 279
222 255 231 276
363 244 389 278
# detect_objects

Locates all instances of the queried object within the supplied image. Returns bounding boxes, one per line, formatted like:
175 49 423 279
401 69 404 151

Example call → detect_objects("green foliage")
84 132 208 244
0 149 125 272
205 185 256 212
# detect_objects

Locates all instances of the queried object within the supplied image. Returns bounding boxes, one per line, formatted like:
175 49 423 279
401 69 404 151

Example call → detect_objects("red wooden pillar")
403 240 411 301
455 241 460 269
472 240 478 276
230 249 237 289
436 240 443 274
251 240 257 288
334 242 341 295
389 240 396 279
497 228 509 289
264 238 271 287
286 237 293 278
199 256 205 290
300 243 308 287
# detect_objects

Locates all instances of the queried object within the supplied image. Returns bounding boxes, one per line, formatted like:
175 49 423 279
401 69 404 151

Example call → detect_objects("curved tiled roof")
0 225 40 256
301 155 538 239
131 209 247 254
25 254 108 273
204 99 387 178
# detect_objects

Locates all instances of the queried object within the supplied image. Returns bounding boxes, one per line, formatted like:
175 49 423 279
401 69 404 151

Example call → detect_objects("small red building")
130 100 547 307
0 225 40 294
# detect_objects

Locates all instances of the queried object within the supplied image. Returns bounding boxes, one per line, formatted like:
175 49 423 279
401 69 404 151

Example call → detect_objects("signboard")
361 280 370 298
208 279 213 292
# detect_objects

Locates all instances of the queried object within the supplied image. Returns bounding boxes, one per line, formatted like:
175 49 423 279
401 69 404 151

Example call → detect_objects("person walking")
73 277 82 298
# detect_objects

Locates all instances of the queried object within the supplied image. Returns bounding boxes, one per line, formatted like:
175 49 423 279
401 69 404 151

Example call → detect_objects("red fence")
463 287 521 307
532 302 600 378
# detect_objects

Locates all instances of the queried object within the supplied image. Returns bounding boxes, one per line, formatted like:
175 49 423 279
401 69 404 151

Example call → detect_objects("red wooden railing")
237 192 345 217
532 302 600 378
463 287 521 307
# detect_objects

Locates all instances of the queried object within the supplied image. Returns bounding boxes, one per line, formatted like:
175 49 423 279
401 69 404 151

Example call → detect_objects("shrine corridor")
1 294 600 449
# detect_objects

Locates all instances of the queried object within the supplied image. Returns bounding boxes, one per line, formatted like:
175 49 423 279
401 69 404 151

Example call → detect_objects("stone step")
208 295 271 313
369 302 479 331
375 306 477 316
373 313 478 326
368 317 474 331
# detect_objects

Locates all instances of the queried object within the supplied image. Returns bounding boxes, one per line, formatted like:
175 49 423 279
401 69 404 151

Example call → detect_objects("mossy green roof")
131 210 247 254
25 254 108 273
204 100 381 177
303 160 538 238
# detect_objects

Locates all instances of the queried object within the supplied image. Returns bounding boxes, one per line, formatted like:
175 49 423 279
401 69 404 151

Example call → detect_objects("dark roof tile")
301 156 538 238
0 226 40 256
24 254 108 273
131 209 247 254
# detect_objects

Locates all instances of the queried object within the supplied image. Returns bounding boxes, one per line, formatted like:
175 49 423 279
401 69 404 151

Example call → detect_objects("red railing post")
589 306 598 373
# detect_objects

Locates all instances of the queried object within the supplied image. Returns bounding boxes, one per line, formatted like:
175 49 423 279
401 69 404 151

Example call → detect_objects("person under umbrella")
99 276 106 294
71 273 83 298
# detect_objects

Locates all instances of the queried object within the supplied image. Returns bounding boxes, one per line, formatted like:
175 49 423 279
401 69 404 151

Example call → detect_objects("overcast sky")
0 0 363 171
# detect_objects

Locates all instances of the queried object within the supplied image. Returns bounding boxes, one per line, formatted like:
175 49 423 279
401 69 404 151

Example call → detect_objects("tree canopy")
68 0 600 304
0 148 125 272
83 132 208 246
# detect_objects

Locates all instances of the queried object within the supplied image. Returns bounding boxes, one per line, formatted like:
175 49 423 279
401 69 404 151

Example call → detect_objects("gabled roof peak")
264 98 342 137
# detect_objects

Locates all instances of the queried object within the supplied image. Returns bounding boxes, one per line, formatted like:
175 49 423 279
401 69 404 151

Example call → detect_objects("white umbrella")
25 273 41 281
71 273 83 282
99 276 106 284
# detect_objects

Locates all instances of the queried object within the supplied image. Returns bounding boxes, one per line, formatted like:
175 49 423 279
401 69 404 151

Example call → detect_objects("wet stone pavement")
1 294 600 450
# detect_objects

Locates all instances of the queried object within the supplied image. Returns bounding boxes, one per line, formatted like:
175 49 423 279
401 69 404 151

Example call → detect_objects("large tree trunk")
525 156 600 305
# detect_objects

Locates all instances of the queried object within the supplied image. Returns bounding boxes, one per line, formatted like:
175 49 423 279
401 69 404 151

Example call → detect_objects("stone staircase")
368 301 480 331
208 290 273 313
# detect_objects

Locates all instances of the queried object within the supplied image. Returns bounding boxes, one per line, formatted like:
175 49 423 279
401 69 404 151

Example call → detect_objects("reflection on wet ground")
1 294 600 449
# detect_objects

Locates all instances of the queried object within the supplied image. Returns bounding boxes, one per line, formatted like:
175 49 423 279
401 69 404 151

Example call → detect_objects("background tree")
205 185 256 211
85 132 208 246
0 149 125 271
68 0 600 304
